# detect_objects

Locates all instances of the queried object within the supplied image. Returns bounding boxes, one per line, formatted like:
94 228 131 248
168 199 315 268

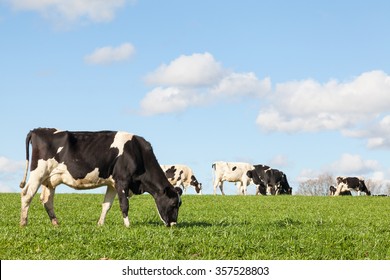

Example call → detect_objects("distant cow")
329 185 351 196
212 161 254 195
334 176 371 196
247 164 292 195
19 128 183 227
161 164 202 194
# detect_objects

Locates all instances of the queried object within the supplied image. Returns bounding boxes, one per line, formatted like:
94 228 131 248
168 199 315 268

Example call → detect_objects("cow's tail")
19 131 32 189
211 163 216 187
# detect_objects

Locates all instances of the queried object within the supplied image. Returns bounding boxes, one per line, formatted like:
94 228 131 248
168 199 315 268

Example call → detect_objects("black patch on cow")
29 129 119 179
165 166 177 180
232 166 237 171
178 170 184 181
190 175 198 186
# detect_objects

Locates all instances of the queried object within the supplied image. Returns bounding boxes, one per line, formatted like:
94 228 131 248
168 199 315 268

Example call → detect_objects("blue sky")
1 0 390 194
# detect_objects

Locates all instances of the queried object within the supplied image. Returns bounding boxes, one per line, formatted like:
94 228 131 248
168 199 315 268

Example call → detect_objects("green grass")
0 193 389 260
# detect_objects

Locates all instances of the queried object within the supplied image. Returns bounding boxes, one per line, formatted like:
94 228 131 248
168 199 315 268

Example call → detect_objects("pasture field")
0 193 389 260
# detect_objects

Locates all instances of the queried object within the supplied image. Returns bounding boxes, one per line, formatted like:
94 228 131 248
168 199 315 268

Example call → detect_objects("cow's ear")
246 170 253 178
174 187 183 196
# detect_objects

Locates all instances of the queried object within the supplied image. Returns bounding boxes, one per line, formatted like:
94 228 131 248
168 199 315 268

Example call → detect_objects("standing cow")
19 128 183 227
212 161 254 195
246 164 292 195
161 164 202 194
334 176 371 196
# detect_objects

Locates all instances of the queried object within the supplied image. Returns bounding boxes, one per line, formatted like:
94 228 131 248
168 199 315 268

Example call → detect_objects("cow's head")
155 186 183 227
359 180 371 196
279 174 292 195
329 185 337 196
246 169 262 185
190 175 202 194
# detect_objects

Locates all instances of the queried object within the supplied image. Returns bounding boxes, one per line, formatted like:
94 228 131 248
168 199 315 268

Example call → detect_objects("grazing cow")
212 161 254 195
329 185 351 196
246 164 292 195
161 164 202 194
334 176 371 196
19 128 183 227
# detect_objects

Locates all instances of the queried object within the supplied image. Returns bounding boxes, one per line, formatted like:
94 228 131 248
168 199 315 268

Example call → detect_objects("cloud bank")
140 52 271 115
298 153 383 183
139 51 390 150
256 70 390 149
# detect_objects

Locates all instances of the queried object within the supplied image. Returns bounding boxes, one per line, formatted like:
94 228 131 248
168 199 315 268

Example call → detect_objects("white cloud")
256 70 390 147
297 154 382 184
140 52 270 115
0 156 25 173
327 153 380 176
145 52 226 87
84 43 135 65
211 73 271 98
0 156 25 192
5 0 129 23
140 87 205 116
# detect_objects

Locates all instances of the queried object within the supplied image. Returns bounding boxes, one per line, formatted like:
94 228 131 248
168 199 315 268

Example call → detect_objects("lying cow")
161 164 202 194
334 176 371 196
329 185 351 196
246 164 292 195
19 128 183 227
212 161 254 195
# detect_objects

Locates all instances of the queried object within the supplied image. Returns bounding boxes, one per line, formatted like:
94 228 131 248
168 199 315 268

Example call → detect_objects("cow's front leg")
98 186 117 226
116 185 130 227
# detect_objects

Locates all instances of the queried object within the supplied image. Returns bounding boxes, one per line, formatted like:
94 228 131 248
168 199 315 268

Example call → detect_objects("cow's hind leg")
220 182 226 195
20 177 41 226
40 185 58 226
98 186 117 226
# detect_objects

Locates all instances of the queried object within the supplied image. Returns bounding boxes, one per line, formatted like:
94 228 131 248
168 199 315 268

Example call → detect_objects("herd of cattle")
18 129 376 227
161 162 371 197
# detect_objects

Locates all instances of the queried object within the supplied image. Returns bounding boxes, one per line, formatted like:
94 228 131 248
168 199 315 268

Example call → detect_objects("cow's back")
213 161 253 181
30 129 129 180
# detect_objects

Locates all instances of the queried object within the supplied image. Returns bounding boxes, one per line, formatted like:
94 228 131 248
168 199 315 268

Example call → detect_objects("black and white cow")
19 128 183 227
212 161 254 195
161 164 202 194
329 185 351 196
246 164 292 195
334 176 371 196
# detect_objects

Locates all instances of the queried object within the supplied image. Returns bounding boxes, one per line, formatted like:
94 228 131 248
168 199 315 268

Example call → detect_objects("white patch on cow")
28 158 115 190
335 182 350 195
155 205 168 226
110 131 134 157
56 147 63 154
123 216 130 227
54 129 63 134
